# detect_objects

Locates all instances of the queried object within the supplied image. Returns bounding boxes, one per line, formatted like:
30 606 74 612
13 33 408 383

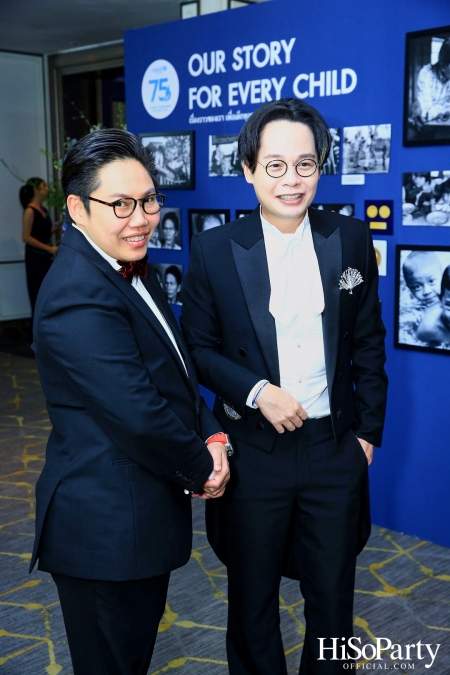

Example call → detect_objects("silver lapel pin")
339 267 363 294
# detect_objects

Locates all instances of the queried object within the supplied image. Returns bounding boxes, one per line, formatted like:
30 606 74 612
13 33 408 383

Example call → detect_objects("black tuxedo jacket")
181 207 388 452
30 225 217 581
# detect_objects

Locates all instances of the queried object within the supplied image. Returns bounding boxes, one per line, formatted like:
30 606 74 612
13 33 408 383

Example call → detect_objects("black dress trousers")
212 416 368 675
52 572 170 675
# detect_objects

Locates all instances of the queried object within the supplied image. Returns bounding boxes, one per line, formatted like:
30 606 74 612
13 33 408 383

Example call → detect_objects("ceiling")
0 0 267 56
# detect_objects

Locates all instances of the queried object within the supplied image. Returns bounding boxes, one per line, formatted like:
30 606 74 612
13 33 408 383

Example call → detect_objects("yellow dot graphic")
367 205 378 218
379 205 391 219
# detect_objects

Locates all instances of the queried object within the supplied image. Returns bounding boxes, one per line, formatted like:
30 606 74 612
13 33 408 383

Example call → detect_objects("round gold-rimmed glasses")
256 159 318 178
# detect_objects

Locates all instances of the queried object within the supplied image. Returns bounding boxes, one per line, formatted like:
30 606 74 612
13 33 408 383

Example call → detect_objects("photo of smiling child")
417 265 450 345
396 247 450 352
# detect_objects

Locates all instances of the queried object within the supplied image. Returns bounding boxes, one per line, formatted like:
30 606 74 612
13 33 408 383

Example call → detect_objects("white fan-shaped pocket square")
339 267 363 294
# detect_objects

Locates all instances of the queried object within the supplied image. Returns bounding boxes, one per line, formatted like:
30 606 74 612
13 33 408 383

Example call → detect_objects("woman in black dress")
20 177 58 318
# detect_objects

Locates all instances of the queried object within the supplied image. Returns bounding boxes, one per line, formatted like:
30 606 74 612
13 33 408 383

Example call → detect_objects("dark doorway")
61 66 125 143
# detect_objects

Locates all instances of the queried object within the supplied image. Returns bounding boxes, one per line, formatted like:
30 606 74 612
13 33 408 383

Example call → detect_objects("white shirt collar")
71 222 121 271
260 207 310 241
259 207 324 326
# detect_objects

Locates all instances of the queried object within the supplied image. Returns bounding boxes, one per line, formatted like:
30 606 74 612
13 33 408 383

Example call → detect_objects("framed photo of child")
395 245 450 354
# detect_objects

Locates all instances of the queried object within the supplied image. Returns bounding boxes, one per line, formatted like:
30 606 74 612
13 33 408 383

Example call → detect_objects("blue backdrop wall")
124 0 450 547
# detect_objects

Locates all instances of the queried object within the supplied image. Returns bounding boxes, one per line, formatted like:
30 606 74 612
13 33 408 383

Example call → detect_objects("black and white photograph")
209 135 243 176
150 263 184 306
188 209 231 238
402 170 450 225
321 127 340 175
148 207 182 250
404 25 450 146
373 240 387 277
236 209 254 218
342 124 391 174
312 203 355 217
395 245 450 354
140 131 194 189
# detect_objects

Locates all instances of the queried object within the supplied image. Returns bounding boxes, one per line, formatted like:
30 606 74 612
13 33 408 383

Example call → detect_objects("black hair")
438 38 450 67
162 211 179 231
19 177 44 209
441 265 450 297
164 265 182 286
434 177 450 201
238 98 332 172
62 128 158 214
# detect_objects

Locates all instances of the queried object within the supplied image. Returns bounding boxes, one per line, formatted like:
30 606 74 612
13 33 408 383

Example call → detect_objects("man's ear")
66 195 88 227
242 162 254 186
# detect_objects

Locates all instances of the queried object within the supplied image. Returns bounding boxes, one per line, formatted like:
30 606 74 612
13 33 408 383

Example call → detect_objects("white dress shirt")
246 211 330 419
71 223 188 375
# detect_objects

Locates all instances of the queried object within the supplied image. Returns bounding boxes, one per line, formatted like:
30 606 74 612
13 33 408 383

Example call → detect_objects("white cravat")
247 211 330 418
263 211 324 327
71 223 188 375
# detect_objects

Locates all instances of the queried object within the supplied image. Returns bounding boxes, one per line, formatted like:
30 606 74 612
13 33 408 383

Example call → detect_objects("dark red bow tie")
116 254 148 283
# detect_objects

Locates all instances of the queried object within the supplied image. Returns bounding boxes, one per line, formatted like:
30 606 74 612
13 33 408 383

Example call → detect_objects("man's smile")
122 232 150 249
277 193 304 201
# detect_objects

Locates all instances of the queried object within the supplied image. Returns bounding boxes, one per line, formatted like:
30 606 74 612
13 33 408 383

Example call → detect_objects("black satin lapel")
141 272 200 395
231 239 280 386
62 227 196 394
108 272 195 395
312 228 342 390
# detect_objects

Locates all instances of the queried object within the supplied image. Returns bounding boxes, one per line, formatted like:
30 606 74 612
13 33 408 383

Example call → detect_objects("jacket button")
257 422 265 430
336 410 342 418
196 407 200 414
343 332 349 340
239 348 247 356
338 372 342 380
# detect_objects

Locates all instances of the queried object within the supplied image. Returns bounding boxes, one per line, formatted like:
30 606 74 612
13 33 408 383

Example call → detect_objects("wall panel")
124 0 450 546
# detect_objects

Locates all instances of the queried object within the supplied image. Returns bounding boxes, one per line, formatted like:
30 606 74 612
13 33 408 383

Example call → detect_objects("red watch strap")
206 433 228 445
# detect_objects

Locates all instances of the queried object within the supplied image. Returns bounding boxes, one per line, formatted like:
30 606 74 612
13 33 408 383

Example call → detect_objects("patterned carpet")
0 351 449 674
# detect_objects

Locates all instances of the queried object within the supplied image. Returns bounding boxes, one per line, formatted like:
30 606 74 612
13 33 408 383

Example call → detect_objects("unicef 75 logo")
148 78 172 102
142 60 180 119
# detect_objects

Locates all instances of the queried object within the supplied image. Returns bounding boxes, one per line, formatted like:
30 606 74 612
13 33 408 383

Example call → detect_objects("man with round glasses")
30 128 230 675
181 98 387 674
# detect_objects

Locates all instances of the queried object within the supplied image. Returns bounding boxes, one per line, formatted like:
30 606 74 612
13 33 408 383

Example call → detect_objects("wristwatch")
206 432 234 456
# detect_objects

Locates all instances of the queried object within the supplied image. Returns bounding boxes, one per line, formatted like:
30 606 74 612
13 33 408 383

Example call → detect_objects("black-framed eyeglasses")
256 158 318 178
86 192 167 218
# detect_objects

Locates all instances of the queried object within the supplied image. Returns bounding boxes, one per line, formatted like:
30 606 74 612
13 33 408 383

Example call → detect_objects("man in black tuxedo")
30 129 230 675
181 99 388 674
